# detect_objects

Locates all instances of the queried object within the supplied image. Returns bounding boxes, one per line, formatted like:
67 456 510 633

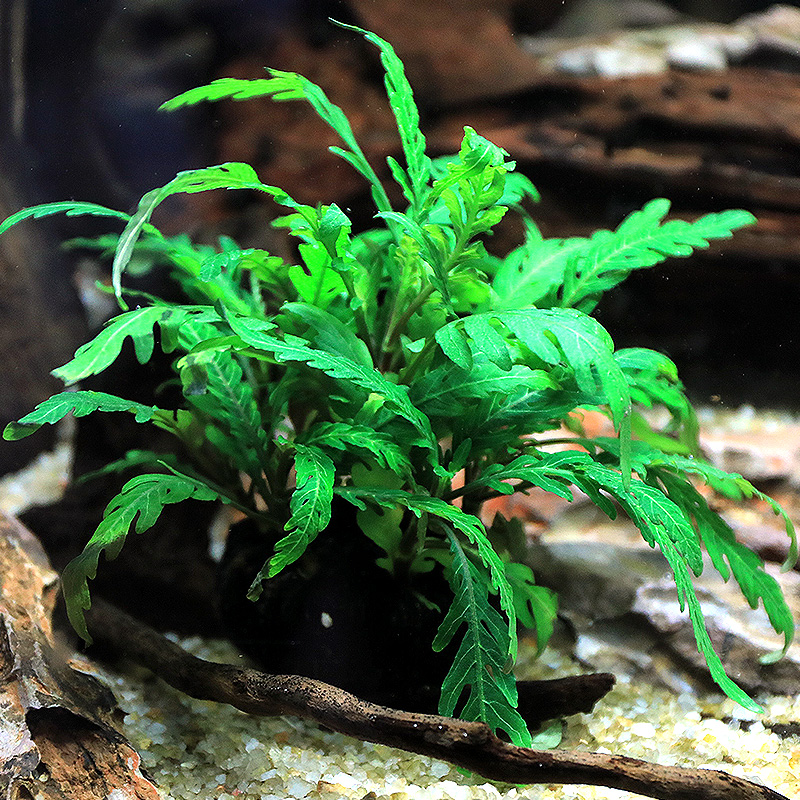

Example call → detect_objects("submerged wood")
0 512 160 799
85 598 788 800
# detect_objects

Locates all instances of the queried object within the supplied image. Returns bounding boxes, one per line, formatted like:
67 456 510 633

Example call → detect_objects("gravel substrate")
98 635 800 800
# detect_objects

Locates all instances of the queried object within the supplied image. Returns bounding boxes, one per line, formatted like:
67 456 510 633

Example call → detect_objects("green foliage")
3 21 795 741
4 391 158 439
61 472 220 641
433 530 530 747
267 443 335 580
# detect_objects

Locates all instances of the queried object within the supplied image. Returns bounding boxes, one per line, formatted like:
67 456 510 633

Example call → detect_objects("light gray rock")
526 502 800 696
634 559 800 696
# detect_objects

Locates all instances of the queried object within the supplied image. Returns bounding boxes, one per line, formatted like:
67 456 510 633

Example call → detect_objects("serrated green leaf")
289 244 347 309
265 443 335 580
176 346 271 480
281 303 372 367
436 307 631 430
584 464 704 574
600 438 797 572
3 391 158 440
560 199 757 312
160 77 279 109
410 361 556 418
300 421 411 478
0 201 132 237
433 531 531 746
672 552 763 712
225 312 438 454
471 450 590 503
574 463 764 708
503 561 557 655
163 70 393 217
335 22 431 209
491 223 584 310
112 163 298 307
52 305 221 385
61 473 220 642
658 472 795 664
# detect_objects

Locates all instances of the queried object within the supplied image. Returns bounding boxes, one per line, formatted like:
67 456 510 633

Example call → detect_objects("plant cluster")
3 23 796 748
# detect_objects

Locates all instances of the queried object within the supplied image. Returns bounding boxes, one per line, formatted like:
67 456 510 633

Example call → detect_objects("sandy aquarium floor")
90 634 799 800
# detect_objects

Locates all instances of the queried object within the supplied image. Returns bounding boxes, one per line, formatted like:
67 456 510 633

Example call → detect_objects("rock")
666 35 730 71
548 0 683 38
634 558 800 696
699 423 800 484
525 500 800 696
737 4 800 57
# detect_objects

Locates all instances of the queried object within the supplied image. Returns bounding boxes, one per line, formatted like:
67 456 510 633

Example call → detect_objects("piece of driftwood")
0 511 160 800
84 597 788 800
424 66 800 258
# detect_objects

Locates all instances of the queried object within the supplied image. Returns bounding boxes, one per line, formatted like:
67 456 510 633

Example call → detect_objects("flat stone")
699 425 800 484
526 501 800 696
634 559 800 696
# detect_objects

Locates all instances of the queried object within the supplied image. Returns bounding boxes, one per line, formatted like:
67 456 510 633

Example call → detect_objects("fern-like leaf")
577 463 762 710
336 22 431 208
177 347 271 481
161 71 392 216
491 223 583 310
433 531 531 746
225 312 438 454
61 473 220 642
436 307 631 430
52 305 221 385
265 444 335 580
3 391 157 440
503 561 558 656
560 199 756 312
0 201 133 236
596 437 798 571
657 472 795 665
112 163 296 306
300 421 412 478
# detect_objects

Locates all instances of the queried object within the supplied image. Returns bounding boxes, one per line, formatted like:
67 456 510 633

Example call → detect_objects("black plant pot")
217 499 456 713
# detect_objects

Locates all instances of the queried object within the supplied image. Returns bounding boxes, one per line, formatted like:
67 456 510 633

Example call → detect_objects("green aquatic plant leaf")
503 561 558 656
335 22 431 210
0 201 133 236
62 472 220 642
436 307 631 452
491 222 583 310
2 391 158 440
225 312 438 454
52 305 221 385
657 472 795 666
299 421 412 479
177 346 271 482
433 530 531 747
597 437 798 572
265 443 335 580
577 463 762 710
559 200 757 313
161 68 392 216
112 163 288 306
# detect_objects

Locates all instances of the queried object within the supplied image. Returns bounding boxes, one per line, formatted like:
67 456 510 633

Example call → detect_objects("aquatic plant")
3 23 796 748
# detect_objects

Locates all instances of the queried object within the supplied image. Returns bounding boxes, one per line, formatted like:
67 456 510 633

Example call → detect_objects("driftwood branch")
85 598 787 800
